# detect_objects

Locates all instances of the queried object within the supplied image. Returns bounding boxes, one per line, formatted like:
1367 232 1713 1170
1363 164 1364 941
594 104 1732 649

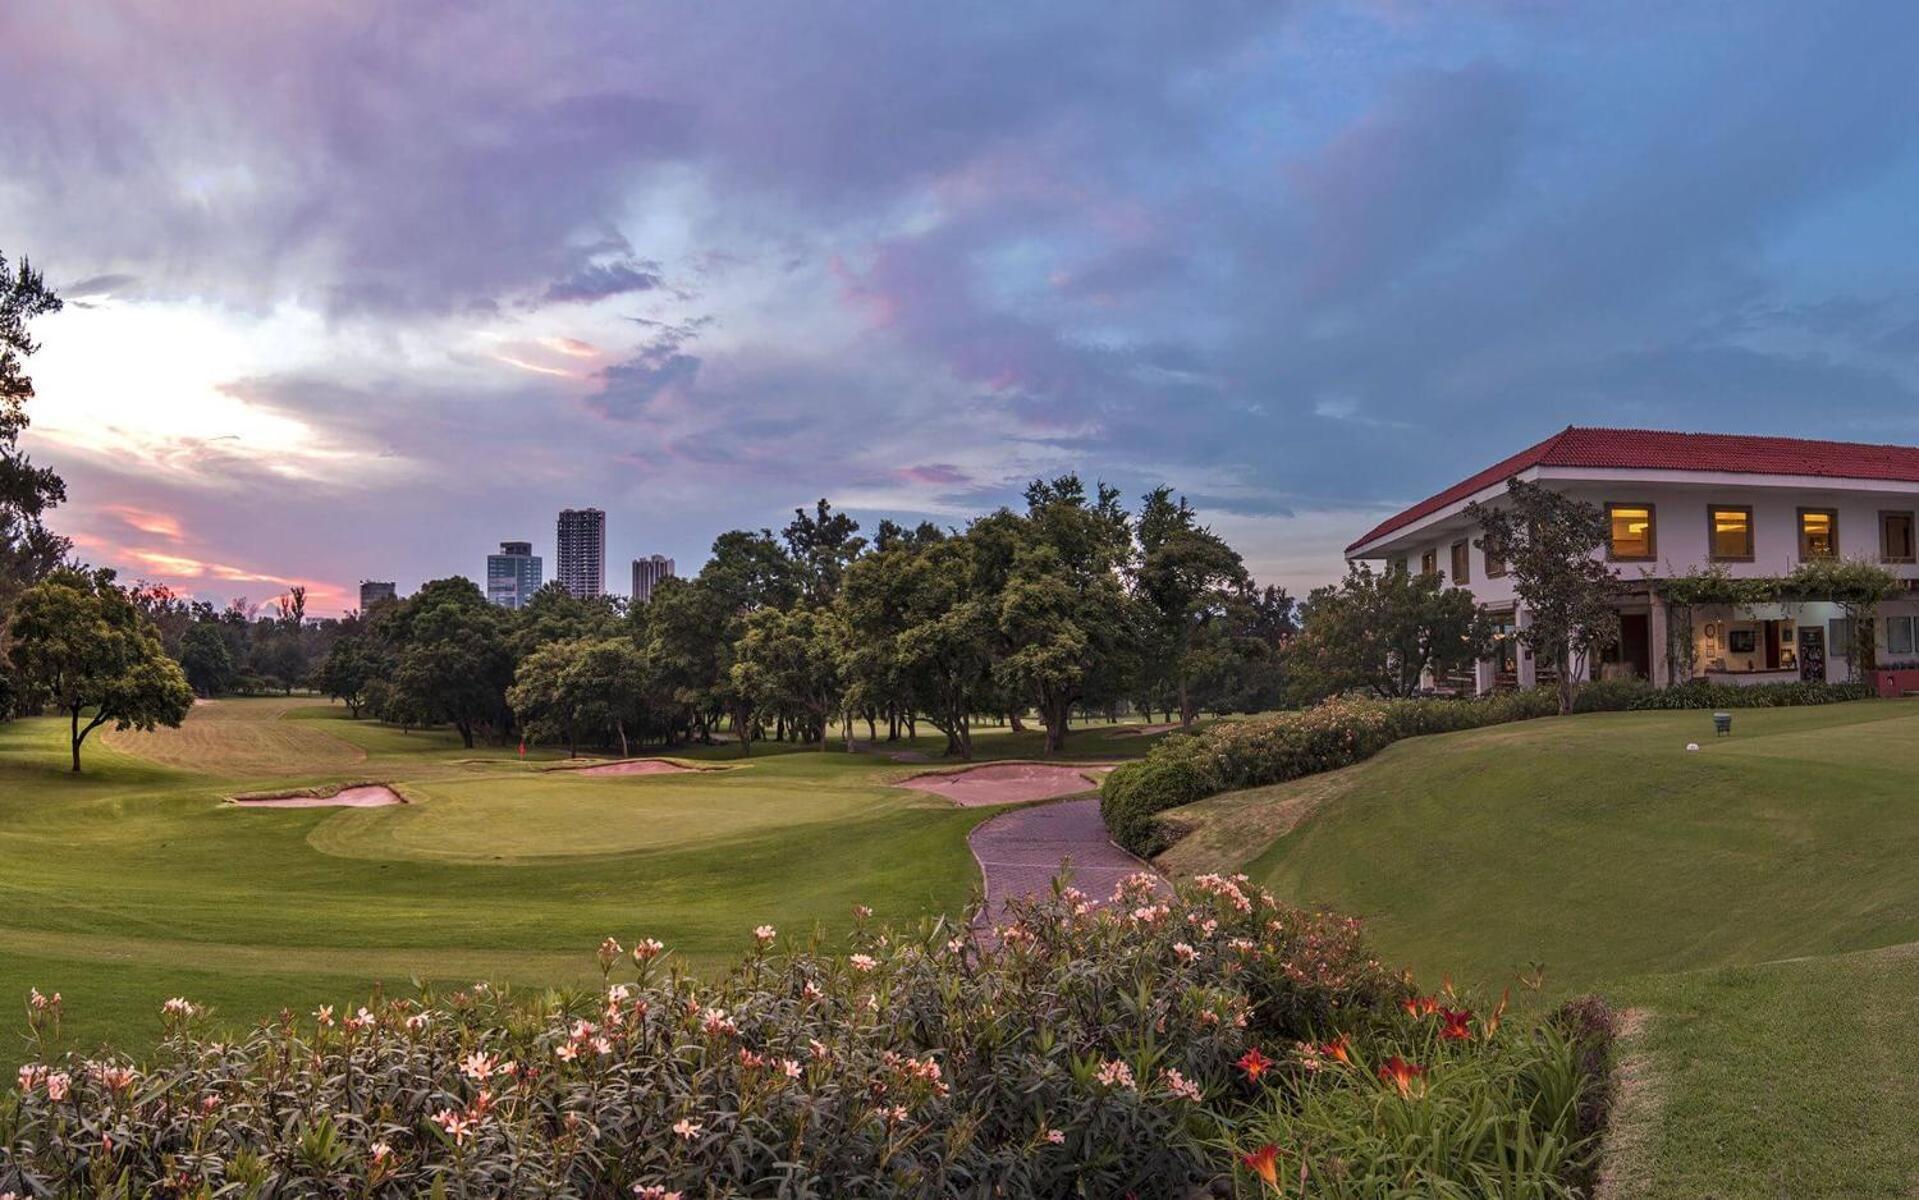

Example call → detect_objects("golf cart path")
967 797 1169 929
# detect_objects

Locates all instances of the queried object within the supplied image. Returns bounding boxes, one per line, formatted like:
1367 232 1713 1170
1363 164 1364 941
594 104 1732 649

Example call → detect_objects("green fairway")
0 698 1153 1065
1158 698 1919 1194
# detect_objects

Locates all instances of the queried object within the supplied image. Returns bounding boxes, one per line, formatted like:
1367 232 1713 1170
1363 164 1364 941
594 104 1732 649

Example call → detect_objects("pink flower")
753 925 777 945
852 904 873 919
161 997 198 1019
1045 1129 1066 1145
314 1005 334 1027
1161 1067 1202 1103
634 1188 683 1200
370 1141 393 1164
672 1117 702 1140
781 1058 803 1079
590 1036 613 1056
431 1108 473 1144
1095 1060 1135 1089
631 937 666 963
459 1051 498 1082
849 954 878 973
45 1072 69 1101
17 1065 44 1093
1172 942 1198 963
555 1043 579 1062
597 937 624 968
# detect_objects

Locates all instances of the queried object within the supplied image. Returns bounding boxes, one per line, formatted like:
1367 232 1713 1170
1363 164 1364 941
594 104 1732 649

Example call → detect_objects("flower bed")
0 879 1610 1198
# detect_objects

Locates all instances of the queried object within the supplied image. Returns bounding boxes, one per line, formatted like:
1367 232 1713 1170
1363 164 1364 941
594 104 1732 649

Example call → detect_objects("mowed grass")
1 698 1154 1066
1160 699 1919 1196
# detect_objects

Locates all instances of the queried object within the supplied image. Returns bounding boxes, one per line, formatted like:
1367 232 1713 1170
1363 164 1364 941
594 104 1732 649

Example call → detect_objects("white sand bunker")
232 784 405 808
571 759 696 777
898 763 1111 807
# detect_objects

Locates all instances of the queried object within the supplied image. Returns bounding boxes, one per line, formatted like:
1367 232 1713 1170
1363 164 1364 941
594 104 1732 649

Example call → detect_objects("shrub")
1626 679 1873 710
1570 677 1656 713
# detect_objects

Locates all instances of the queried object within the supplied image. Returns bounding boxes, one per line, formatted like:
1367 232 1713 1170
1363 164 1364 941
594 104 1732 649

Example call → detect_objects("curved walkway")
967 797 1168 929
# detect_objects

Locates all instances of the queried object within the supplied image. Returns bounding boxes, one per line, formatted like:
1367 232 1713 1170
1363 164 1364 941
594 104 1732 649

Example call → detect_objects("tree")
782 499 866 605
988 475 1139 754
313 634 379 718
1288 564 1490 701
1133 487 1249 727
732 605 845 750
178 622 236 698
0 252 69 673
1468 478 1621 714
381 578 514 748
511 637 653 757
844 533 994 758
7 567 192 771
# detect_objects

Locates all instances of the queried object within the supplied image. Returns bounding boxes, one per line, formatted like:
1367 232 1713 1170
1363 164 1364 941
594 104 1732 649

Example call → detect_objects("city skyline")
7 3 1919 616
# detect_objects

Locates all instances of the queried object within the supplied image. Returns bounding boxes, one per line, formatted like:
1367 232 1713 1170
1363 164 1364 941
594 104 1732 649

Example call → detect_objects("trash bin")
1712 712 1732 737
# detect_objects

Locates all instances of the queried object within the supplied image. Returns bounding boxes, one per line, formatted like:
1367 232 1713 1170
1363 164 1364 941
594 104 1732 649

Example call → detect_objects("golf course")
0 696 1141 1063
1159 697 1919 1197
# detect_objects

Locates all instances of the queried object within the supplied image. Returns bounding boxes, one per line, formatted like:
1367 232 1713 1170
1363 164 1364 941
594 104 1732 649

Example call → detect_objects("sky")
5 1 1919 615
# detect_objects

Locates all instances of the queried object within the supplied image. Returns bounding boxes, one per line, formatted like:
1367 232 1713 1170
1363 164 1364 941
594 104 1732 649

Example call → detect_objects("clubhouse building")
1344 427 1919 692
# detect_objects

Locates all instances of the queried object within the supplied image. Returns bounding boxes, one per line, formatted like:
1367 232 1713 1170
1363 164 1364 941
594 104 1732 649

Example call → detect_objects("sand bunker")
570 759 696 777
1104 722 1180 739
232 784 405 808
898 763 1111 807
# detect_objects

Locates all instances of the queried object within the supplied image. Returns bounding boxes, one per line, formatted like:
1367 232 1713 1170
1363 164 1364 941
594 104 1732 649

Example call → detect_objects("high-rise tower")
556 508 606 598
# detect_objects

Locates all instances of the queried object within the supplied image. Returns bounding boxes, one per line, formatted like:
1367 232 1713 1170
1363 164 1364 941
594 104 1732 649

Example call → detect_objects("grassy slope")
1158 699 1919 1196
3 699 1152 1065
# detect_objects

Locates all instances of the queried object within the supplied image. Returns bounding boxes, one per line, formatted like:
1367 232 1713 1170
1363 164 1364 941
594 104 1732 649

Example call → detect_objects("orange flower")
1483 989 1510 1041
1438 1008 1474 1041
1377 1055 1428 1099
1401 995 1439 1019
1319 1034 1352 1065
1237 1047 1274 1081
1240 1143 1283 1189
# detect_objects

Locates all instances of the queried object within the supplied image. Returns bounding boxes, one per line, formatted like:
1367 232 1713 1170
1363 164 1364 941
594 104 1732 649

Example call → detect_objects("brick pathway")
967 797 1168 928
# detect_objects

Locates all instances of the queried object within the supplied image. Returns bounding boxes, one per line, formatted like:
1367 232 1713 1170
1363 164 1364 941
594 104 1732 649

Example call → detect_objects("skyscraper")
556 508 606 598
358 580 397 611
630 554 676 603
486 540 543 609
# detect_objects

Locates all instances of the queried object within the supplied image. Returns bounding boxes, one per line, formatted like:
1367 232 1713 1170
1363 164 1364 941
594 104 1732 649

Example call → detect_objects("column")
1516 605 1537 689
1649 593 1671 688
1474 656 1496 696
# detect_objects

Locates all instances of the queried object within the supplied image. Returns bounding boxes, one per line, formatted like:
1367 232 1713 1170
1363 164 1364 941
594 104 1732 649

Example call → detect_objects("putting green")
304 770 937 864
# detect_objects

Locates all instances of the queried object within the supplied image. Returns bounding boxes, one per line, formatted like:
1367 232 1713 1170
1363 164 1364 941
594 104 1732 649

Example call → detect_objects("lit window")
1708 506 1753 561
1450 540 1470 586
1420 549 1438 577
1830 618 1855 658
1888 615 1917 659
1882 511 1915 563
1799 509 1839 560
1606 503 1656 560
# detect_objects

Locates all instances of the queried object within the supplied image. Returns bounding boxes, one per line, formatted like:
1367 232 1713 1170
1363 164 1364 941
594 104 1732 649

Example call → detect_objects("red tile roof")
1346 426 1919 552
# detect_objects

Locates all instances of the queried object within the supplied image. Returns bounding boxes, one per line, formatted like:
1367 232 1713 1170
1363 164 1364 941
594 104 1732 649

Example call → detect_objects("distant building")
486 541 543 609
358 580 397 611
631 554 676 603
556 508 606 598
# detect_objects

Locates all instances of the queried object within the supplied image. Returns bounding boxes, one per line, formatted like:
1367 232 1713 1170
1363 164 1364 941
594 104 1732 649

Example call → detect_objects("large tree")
1288 563 1489 701
178 622 236 698
732 605 845 750
312 633 380 718
381 578 514 748
7 567 193 771
1133 487 1249 727
1468 478 1621 714
0 252 69 671
988 475 1138 754
782 499 866 605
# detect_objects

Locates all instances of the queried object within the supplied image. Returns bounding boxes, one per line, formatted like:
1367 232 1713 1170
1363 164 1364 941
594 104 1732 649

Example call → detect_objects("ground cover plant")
0 875 1612 1199
1153 698 1919 1192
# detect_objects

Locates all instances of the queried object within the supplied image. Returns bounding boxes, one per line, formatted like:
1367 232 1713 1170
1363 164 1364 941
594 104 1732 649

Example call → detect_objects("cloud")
542 260 664 304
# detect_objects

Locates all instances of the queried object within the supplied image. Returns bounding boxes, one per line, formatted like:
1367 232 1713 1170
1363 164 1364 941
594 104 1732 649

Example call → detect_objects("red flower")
1438 1008 1473 1041
1377 1055 1428 1098
1237 1047 1274 1081
1240 1143 1283 1189
1319 1033 1352 1065
1401 995 1439 1019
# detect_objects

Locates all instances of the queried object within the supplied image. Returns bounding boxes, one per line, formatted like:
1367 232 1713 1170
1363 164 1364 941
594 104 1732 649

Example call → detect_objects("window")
1606 503 1656 561
1830 618 1855 658
1484 544 1506 578
1881 511 1915 564
1799 508 1839 559
1450 540 1470 585
1707 505 1754 561
1888 615 1917 659
1420 548 1438 577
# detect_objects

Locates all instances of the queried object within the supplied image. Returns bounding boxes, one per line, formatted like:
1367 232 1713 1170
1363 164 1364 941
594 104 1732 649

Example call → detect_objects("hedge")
0 879 1612 1199
1102 680 1876 856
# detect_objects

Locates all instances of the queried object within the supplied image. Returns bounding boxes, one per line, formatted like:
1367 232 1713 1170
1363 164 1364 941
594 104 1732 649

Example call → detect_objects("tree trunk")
887 709 899 742
459 720 475 749
616 719 629 758
1008 712 1025 733
70 706 82 773
1178 676 1194 729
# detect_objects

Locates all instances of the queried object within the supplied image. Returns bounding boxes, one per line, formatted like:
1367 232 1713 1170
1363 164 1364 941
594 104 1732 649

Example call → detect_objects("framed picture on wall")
1729 629 1756 653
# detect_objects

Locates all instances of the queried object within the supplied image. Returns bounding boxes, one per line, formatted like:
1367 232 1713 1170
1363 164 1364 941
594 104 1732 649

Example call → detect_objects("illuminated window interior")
1799 509 1837 559
1607 504 1655 559
1709 506 1753 560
